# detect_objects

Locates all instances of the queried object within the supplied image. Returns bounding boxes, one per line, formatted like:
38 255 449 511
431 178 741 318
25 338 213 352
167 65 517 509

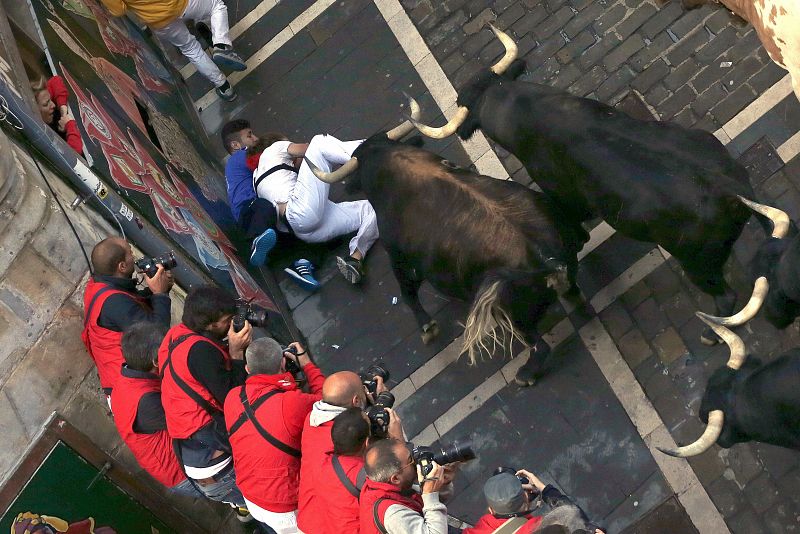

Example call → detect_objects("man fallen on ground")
246 132 379 284
221 119 319 290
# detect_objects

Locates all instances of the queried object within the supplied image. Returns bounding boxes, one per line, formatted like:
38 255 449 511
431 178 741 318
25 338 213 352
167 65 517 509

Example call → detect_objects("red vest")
297 415 335 533
223 373 320 512
360 479 423 534
82 279 149 390
111 372 185 487
461 513 542 534
306 453 363 534
158 323 230 439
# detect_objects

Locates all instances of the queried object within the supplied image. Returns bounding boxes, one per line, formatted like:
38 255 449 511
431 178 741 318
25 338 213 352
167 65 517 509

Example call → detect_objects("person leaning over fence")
100 0 245 101
30 75 83 154
82 238 172 401
223 337 324 534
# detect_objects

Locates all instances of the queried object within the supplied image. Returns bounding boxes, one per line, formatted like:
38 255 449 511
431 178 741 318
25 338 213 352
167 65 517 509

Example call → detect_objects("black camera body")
232 298 267 332
493 466 530 487
134 251 177 278
365 391 395 437
360 363 390 395
411 440 476 477
282 345 306 384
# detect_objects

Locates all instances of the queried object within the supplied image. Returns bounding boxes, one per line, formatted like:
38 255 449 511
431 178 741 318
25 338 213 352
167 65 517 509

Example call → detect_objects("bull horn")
304 156 359 184
695 312 746 370
738 196 790 239
386 95 422 140
487 23 518 75
409 106 470 139
698 276 769 327
657 410 724 458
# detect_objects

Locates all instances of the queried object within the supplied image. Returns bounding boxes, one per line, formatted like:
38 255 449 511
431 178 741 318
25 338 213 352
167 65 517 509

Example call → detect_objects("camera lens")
373 391 395 408
433 440 475 465
246 308 267 327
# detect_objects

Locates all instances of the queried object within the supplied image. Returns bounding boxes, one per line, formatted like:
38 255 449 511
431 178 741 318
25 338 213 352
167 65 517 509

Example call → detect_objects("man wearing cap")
463 470 604 534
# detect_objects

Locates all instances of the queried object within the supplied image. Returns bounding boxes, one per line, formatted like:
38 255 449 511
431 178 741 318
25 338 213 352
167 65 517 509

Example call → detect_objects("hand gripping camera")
282 345 306 385
134 251 177 278
364 391 395 437
232 298 268 332
411 440 476 477
493 466 531 487
360 363 389 395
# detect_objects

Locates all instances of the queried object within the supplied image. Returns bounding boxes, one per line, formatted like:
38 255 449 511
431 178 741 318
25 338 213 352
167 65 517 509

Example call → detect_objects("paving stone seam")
580 317 731 534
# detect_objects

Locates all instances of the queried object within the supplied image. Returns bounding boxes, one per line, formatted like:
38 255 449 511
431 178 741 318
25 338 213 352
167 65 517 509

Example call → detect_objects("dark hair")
90 237 128 276
245 132 289 161
121 321 168 372
332 407 370 456
365 438 404 482
182 285 237 332
221 119 250 153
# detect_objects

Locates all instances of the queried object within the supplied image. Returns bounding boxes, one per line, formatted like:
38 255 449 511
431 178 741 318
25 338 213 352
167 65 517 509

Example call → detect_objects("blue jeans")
170 478 206 498
193 466 245 507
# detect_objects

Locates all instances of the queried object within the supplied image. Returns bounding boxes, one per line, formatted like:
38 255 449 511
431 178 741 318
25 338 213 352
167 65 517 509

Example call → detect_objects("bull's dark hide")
700 352 800 449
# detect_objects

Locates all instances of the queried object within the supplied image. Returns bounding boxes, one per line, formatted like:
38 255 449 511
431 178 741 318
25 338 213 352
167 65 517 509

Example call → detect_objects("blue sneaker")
250 228 276 266
284 259 320 291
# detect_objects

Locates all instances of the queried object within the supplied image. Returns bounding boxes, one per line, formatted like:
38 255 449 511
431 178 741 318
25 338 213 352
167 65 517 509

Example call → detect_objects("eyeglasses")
390 456 416 479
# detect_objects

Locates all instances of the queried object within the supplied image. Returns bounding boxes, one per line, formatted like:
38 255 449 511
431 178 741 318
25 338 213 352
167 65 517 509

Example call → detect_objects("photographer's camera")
411 440 476 477
134 251 177 278
233 298 268 332
364 391 395 437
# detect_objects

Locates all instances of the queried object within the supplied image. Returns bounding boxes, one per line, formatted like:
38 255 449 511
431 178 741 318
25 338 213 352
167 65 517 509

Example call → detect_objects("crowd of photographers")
81 237 603 534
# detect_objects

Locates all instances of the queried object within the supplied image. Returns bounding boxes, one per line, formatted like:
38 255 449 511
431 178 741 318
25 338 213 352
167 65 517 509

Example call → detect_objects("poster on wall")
0 415 202 534
28 0 277 312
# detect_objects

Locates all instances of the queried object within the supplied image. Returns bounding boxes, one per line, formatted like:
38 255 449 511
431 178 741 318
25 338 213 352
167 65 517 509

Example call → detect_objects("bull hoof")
421 321 440 345
514 368 537 387
700 326 721 346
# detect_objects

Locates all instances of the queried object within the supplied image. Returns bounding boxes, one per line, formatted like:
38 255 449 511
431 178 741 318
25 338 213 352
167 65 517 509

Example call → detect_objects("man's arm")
383 497 448 534
303 362 325 394
287 143 309 157
99 0 127 17
186 341 247 406
97 293 171 331
133 392 167 433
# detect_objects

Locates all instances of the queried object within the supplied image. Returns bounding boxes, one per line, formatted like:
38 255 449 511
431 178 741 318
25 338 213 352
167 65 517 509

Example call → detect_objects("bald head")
91 237 133 277
322 371 367 408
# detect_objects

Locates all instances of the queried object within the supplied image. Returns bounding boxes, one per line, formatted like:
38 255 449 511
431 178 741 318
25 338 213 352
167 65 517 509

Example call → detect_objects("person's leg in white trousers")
286 134 379 267
153 0 228 87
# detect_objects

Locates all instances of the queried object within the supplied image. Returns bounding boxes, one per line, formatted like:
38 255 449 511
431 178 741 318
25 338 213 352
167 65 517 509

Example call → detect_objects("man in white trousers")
245 133 379 284
101 0 246 101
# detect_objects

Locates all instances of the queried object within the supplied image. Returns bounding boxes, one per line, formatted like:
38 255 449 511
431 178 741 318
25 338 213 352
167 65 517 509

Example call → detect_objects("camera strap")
83 285 113 326
372 498 390 534
331 455 366 500
236 387 302 458
489 516 529 534
162 334 222 417
253 163 297 190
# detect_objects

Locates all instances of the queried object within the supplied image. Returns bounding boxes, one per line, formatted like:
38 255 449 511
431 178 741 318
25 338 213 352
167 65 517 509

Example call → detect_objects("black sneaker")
212 44 247 71
195 21 213 48
216 80 237 102
336 256 363 284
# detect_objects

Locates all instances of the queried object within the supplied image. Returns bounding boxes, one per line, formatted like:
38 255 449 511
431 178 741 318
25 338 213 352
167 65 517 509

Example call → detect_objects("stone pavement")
188 0 800 531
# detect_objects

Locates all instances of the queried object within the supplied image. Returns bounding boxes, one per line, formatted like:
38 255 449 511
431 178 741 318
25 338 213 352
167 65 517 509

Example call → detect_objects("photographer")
82 237 172 397
298 369 401 533
111 322 197 496
360 438 449 534
463 470 604 534
223 337 324 533
159 286 250 509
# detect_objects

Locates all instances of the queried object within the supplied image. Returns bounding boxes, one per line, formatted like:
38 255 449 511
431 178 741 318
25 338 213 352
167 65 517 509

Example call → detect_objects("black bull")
308 135 582 386
411 30 791 342
659 315 800 456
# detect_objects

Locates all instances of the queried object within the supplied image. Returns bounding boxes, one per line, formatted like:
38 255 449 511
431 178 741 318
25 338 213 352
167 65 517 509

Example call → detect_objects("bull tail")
461 277 526 365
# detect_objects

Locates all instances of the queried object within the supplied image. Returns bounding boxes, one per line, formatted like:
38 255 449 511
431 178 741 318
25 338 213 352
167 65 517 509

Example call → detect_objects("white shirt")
252 141 297 207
